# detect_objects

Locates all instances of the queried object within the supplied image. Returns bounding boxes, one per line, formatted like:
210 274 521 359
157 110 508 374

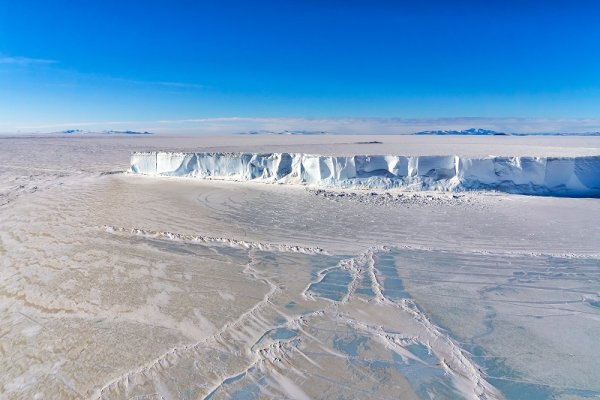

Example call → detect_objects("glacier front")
130 151 600 197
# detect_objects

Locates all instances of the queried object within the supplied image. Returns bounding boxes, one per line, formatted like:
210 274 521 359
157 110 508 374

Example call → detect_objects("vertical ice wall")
130 152 600 197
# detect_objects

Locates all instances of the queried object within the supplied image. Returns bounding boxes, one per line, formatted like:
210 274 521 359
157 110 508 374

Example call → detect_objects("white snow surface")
131 151 600 197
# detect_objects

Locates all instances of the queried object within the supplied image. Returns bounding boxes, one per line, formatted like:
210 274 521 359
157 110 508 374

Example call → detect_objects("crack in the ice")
96 245 502 400
304 247 502 400
96 249 287 399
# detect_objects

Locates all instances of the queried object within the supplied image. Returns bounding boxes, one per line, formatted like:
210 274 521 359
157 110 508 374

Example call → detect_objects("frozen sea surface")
1 135 599 399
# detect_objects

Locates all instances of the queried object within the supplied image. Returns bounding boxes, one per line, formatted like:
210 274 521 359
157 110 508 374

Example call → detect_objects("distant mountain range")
60 129 153 135
413 128 600 136
414 128 508 136
238 130 331 135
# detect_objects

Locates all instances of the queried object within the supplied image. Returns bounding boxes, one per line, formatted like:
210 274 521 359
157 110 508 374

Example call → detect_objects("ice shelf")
130 152 600 197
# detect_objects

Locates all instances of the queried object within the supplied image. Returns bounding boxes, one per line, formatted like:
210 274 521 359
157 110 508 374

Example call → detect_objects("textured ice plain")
1 135 600 400
130 152 600 197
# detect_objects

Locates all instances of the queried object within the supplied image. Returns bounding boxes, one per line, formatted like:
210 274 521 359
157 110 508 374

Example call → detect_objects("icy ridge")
130 151 600 197
103 225 327 254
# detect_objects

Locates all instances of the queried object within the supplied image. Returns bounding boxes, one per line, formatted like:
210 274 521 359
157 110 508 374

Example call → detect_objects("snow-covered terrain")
1 134 599 400
130 151 600 197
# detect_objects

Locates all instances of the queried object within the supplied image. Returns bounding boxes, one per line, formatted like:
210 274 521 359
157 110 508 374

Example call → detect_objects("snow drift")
130 152 600 197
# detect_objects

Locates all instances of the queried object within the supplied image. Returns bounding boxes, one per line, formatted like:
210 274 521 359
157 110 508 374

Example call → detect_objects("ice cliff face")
130 152 600 197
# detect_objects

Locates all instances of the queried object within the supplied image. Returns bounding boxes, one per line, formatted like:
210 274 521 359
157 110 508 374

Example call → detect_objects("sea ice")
1 135 599 399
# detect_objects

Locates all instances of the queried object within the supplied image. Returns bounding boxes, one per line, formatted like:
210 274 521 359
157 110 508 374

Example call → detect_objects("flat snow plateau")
1 134 600 400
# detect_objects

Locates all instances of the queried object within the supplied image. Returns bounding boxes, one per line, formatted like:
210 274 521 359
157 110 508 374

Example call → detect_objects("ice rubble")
130 152 600 197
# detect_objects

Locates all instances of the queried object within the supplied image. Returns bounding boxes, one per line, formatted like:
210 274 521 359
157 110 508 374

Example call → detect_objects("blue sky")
1 1 600 133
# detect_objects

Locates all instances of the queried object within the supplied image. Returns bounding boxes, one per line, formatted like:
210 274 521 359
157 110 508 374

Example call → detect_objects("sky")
1 0 600 134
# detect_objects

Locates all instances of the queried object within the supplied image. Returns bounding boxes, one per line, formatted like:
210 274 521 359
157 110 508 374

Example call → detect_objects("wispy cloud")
0 56 58 65
152 81 205 89
0 58 203 90
110 77 206 90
